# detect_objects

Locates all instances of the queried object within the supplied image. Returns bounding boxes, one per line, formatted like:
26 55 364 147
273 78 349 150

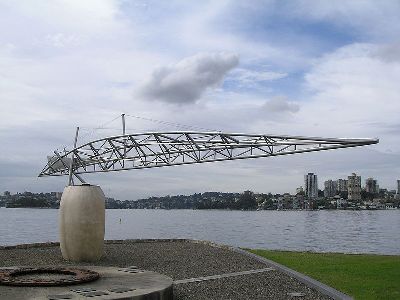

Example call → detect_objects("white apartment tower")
304 173 318 199
397 180 400 195
348 173 361 201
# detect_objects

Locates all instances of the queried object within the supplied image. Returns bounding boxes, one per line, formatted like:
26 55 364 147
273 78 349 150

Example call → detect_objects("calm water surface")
0 208 399 254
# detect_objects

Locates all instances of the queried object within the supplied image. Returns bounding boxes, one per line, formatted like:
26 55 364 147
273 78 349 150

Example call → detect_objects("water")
0 208 399 254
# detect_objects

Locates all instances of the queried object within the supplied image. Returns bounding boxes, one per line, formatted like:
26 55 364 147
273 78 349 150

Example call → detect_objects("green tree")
237 191 257 210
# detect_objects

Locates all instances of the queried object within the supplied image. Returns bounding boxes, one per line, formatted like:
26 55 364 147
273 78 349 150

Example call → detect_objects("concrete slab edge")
232 248 353 300
0 242 60 250
0 238 227 250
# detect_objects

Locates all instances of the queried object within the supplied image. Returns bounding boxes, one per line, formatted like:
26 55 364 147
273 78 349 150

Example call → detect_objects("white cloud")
229 68 287 86
44 33 82 48
291 43 400 151
263 96 300 113
1 0 122 34
372 43 400 63
137 53 239 104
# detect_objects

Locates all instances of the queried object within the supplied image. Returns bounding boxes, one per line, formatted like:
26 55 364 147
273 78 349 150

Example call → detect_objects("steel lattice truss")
39 131 378 178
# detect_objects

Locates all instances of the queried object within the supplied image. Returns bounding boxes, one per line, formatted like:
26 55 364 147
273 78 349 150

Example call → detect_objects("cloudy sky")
1 0 399 199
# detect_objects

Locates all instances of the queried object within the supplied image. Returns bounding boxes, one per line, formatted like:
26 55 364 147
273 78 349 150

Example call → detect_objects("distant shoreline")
1 206 398 211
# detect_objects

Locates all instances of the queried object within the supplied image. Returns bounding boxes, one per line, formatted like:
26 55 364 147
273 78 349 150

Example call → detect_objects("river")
0 208 398 254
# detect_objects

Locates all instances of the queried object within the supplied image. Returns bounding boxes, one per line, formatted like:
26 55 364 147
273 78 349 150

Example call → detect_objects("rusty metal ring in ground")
0 267 100 286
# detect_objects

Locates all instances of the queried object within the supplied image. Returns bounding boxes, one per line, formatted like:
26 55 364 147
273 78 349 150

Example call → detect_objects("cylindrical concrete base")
59 185 105 262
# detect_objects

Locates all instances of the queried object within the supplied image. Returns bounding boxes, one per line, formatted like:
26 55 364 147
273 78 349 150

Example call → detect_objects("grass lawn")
249 249 400 300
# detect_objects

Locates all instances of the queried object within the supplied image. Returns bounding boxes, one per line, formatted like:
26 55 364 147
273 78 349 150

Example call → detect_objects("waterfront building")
324 180 337 198
365 178 379 194
336 197 347 209
304 173 318 199
296 186 304 194
348 173 361 201
397 180 400 195
336 179 348 193
295 193 305 209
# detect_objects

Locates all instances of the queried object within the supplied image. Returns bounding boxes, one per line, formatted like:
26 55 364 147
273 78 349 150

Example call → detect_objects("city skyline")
3 172 399 198
1 1 399 199
310 173 398 194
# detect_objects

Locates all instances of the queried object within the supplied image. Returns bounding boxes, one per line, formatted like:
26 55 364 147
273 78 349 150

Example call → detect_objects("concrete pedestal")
59 185 105 262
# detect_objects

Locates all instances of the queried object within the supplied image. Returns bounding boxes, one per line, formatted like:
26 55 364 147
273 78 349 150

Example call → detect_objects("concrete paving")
0 239 346 299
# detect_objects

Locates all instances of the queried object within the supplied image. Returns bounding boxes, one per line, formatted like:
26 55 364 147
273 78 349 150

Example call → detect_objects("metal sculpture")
39 115 378 183
38 114 378 262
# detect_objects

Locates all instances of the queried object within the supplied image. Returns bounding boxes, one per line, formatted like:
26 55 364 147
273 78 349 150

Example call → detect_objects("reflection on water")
0 208 399 254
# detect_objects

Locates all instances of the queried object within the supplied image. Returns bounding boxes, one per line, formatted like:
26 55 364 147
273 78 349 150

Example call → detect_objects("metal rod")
73 173 86 184
122 113 126 167
68 127 80 186
122 114 126 136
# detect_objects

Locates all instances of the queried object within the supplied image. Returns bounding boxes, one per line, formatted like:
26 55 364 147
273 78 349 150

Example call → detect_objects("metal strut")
68 127 80 186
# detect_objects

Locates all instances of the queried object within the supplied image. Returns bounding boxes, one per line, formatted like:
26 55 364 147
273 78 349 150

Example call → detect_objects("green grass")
249 249 400 300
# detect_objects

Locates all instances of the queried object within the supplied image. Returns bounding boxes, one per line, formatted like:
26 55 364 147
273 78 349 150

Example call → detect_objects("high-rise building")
397 180 400 195
304 173 318 199
324 180 337 198
365 178 379 194
348 173 361 201
336 179 348 193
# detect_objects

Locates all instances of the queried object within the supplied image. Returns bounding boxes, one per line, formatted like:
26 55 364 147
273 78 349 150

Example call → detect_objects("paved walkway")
0 239 337 299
